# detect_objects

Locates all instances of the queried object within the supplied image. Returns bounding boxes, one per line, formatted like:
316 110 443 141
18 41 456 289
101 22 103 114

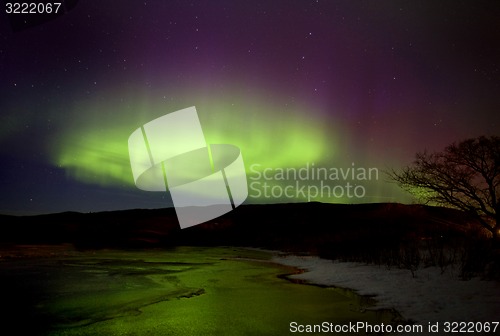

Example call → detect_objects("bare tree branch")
387 136 500 239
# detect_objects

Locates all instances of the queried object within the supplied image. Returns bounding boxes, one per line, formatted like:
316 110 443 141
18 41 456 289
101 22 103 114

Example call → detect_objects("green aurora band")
51 89 406 204
53 92 329 183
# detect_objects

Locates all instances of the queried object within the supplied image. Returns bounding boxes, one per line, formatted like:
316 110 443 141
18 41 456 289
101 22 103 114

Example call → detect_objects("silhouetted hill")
0 203 482 254
0 208 178 248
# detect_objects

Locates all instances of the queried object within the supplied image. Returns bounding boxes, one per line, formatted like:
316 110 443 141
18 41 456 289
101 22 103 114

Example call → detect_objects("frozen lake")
0 246 399 335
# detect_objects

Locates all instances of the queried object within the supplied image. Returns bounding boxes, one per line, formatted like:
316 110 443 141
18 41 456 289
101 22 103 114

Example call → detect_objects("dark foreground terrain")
0 203 498 335
1 202 498 278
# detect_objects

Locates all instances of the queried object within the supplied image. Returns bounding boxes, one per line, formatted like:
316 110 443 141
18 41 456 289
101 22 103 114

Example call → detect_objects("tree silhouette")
389 136 499 240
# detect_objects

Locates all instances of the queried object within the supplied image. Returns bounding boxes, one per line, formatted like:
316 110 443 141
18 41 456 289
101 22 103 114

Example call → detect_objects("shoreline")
3 245 498 325
270 253 500 325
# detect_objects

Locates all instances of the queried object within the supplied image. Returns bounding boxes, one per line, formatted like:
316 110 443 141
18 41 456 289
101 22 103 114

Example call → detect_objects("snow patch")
273 255 500 324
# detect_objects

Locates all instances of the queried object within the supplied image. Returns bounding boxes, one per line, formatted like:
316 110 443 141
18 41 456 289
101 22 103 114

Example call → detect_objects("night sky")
1 1 499 215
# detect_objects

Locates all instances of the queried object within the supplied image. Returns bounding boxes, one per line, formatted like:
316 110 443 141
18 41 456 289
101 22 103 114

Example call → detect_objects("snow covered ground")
272 255 500 328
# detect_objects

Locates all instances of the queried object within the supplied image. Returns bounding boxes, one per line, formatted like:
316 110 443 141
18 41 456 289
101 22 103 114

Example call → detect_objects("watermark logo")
128 106 248 229
248 162 379 202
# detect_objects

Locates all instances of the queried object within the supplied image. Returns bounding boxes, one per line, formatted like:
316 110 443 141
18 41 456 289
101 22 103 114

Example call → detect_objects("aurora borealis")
1 1 499 214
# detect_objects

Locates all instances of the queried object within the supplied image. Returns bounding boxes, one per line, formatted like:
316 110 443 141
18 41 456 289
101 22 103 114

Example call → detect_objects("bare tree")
389 136 500 240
